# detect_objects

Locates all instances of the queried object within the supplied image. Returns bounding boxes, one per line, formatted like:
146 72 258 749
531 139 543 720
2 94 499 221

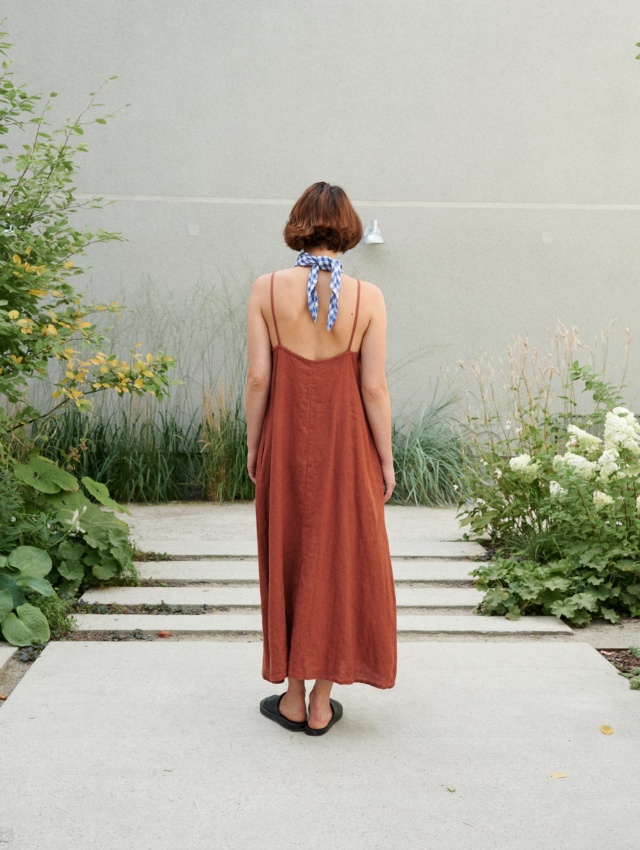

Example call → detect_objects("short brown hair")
283 182 363 253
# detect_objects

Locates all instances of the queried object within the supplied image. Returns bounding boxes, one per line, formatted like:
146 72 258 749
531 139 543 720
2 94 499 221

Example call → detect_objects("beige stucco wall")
7 1 640 418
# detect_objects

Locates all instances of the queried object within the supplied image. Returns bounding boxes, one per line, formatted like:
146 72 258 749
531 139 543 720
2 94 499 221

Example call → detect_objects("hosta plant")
0 545 54 645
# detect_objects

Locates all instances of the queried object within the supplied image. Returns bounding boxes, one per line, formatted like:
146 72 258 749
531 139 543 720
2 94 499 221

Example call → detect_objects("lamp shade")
362 219 384 244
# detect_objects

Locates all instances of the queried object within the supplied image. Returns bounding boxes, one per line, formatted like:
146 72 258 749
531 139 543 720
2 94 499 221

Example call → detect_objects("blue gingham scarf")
294 251 343 331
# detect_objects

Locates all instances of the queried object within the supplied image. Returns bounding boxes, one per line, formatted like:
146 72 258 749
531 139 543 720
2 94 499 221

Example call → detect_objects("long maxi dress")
254 271 397 689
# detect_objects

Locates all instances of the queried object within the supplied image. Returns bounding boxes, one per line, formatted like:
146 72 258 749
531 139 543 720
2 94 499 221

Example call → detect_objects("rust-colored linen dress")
254 272 397 689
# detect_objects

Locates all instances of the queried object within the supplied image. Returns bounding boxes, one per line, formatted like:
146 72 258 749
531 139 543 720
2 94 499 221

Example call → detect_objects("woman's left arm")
245 276 272 484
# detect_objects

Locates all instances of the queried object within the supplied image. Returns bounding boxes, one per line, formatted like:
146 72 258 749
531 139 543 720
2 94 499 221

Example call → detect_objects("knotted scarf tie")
294 251 343 332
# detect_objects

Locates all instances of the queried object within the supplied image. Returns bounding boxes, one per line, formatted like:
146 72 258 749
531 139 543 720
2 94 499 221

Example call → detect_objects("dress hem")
263 671 396 690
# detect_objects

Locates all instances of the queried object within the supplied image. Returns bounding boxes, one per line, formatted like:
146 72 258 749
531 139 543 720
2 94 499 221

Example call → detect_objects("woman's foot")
307 694 334 730
278 690 307 723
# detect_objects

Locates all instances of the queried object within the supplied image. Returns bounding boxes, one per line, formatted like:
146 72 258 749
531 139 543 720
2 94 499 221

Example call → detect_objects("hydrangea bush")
464 407 640 626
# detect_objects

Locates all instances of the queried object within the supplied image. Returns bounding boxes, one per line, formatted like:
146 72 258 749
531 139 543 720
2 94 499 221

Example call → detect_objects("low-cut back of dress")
254 271 397 689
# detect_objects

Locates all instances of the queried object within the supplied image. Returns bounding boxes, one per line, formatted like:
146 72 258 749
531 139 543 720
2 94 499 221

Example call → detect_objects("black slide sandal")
304 698 343 736
259 693 307 731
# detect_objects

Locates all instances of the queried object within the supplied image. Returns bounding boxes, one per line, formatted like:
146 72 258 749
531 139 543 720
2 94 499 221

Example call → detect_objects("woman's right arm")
359 285 395 503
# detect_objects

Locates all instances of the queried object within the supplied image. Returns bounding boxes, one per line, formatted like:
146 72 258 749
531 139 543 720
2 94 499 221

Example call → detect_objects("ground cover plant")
0 30 177 644
453 325 640 626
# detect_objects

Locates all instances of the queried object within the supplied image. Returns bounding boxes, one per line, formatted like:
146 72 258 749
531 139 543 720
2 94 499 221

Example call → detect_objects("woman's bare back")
262 266 376 361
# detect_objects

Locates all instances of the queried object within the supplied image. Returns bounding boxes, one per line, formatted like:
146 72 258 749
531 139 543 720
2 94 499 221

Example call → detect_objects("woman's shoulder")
343 274 385 303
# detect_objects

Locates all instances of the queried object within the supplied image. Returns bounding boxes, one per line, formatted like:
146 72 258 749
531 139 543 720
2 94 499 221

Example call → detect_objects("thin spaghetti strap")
347 279 361 352
270 271 281 346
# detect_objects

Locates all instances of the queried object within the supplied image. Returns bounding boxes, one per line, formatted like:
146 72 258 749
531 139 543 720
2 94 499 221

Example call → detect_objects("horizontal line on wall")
76 193 640 211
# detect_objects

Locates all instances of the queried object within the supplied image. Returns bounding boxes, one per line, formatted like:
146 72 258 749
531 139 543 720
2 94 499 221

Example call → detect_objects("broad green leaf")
1 603 50 646
58 540 85 561
57 560 85 581
1 612 32 645
81 476 131 514
0 573 26 608
8 545 52 577
13 455 78 494
0 588 13 619
550 599 578 619
544 577 571 592
15 603 50 643
18 576 55 597
50 490 92 513
92 563 116 580
600 607 621 624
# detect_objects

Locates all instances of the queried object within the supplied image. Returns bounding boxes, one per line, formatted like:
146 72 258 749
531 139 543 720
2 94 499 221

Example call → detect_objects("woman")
245 182 397 736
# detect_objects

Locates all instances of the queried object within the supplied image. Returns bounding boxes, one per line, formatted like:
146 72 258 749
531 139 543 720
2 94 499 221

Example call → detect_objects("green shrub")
0 453 139 645
452 325 640 626
465 406 640 626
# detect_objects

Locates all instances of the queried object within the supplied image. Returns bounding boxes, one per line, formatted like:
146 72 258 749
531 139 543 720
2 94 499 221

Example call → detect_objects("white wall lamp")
362 219 384 244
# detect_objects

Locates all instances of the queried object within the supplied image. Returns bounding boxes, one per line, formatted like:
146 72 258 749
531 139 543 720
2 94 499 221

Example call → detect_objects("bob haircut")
283 182 363 253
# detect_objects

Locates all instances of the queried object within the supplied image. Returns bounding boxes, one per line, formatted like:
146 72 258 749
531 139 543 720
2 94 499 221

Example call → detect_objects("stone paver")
0 640 637 849
136 558 478 583
122 502 485 558
132 538 482 559
80 585 484 608
398 614 572 635
72 611 572 635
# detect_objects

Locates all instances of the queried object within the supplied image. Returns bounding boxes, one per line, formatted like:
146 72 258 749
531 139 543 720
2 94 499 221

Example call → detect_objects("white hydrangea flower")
593 490 614 511
553 451 597 480
566 424 602 454
604 408 640 454
636 495 640 514
549 481 567 499
509 453 540 482
597 448 620 481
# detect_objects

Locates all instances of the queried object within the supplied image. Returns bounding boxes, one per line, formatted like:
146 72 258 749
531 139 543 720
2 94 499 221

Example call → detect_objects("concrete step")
80 586 484 608
135 558 479 584
133 540 484 559
71 612 572 636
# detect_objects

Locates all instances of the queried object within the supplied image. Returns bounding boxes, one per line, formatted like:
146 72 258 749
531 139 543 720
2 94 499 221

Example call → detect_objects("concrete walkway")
1 640 638 849
1 504 639 849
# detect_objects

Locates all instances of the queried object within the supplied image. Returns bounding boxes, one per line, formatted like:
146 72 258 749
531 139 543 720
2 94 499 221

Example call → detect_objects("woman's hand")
247 448 258 484
381 460 395 504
